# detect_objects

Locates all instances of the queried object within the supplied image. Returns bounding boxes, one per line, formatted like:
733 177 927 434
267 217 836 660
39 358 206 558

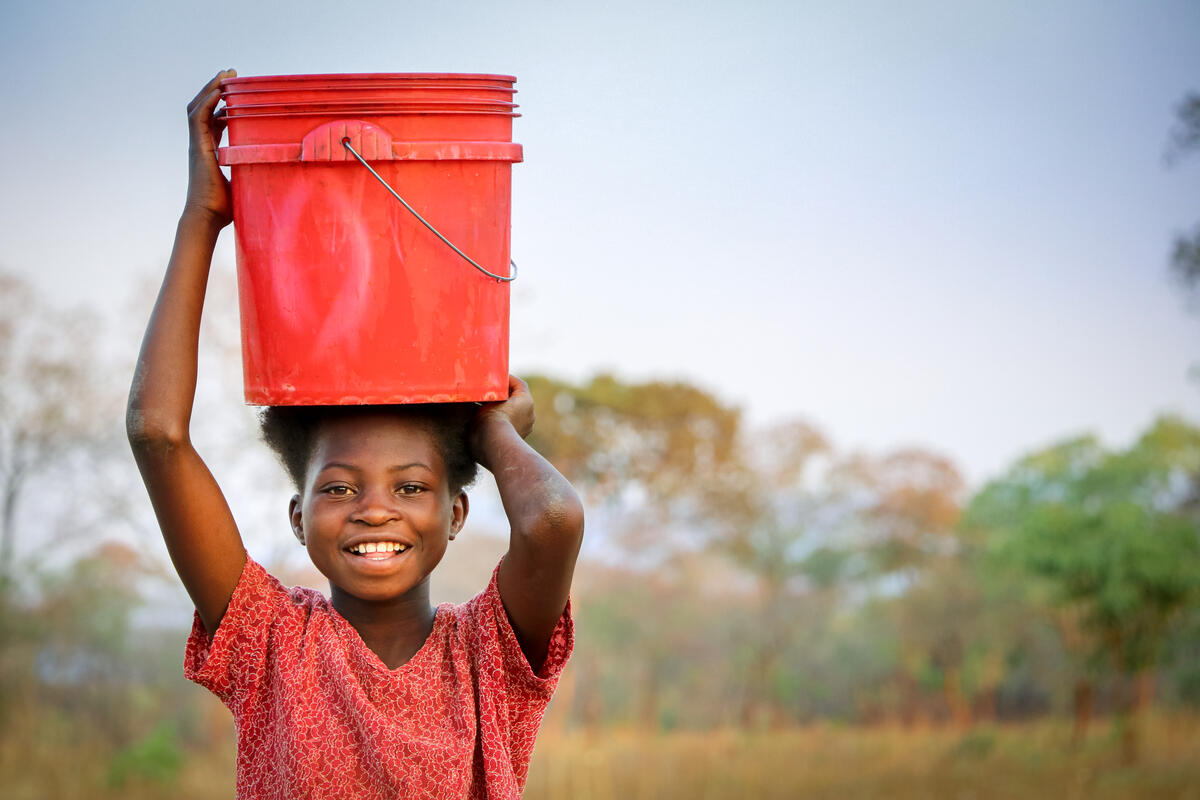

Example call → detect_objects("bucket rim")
221 72 516 86
222 84 518 98
224 99 519 111
223 108 521 119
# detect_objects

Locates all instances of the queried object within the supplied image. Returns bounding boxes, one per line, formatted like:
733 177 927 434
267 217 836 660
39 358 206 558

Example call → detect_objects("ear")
288 494 305 546
448 492 468 541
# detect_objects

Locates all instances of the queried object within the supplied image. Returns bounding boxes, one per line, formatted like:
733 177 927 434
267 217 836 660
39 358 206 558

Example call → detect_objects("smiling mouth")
346 541 411 561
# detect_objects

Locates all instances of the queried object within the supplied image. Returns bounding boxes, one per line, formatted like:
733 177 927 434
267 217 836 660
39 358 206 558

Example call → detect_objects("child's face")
289 412 467 603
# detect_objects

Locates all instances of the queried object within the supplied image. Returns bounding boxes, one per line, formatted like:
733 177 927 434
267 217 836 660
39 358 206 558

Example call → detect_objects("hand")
470 375 535 465
184 69 236 227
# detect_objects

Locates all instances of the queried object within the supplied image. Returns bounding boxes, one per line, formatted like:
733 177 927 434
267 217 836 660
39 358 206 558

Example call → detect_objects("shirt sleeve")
475 560 574 688
183 557 299 708
457 560 574 792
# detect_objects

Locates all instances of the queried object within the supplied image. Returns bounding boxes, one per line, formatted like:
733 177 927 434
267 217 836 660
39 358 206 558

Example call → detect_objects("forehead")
309 412 443 468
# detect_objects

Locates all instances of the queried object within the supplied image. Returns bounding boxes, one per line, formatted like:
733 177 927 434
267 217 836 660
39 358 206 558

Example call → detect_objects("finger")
187 72 225 112
508 375 529 395
187 68 236 113
190 86 224 123
210 120 227 152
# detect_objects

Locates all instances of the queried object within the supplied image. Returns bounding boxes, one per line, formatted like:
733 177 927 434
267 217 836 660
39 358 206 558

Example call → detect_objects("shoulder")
225 558 327 625
448 560 507 639
448 559 575 688
184 557 331 702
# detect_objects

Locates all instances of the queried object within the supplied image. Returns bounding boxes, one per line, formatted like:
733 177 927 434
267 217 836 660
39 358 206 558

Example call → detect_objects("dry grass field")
524 716 1200 799
3 709 1198 798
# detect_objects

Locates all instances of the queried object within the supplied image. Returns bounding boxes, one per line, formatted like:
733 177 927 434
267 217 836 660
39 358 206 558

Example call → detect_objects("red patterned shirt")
184 557 573 799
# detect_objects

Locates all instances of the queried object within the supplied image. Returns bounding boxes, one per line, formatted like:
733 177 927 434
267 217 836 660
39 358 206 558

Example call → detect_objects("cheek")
302 499 340 537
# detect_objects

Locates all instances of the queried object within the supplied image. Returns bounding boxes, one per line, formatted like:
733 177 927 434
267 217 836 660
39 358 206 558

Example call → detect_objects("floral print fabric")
185 558 572 799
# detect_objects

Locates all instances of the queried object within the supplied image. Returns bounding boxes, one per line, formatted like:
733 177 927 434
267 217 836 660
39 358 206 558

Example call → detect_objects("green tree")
963 417 1200 762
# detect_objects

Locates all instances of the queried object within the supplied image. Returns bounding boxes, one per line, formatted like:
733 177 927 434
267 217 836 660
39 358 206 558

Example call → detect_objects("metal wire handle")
341 137 517 282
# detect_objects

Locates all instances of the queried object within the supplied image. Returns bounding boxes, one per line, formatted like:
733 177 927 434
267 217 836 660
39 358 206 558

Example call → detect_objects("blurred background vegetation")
2 90 1199 800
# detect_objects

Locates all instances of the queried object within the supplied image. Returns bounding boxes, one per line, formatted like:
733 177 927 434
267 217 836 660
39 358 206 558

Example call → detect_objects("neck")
330 581 437 669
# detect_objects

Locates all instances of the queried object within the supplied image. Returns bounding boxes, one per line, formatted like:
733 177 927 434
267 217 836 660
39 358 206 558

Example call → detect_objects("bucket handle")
341 138 517 283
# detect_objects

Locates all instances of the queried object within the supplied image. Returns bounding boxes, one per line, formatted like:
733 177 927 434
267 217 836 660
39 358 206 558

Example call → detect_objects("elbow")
526 486 586 553
125 401 189 453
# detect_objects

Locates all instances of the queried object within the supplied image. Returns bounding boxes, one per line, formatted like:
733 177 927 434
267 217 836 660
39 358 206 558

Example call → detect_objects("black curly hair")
258 404 479 496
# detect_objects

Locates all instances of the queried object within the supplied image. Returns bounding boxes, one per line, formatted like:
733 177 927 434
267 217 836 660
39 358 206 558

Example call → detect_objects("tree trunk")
741 575 785 729
1108 635 1141 765
898 672 920 728
1134 669 1156 713
1118 669 1155 766
740 643 777 729
943 665 971 727
1119 687 1139 766
637 662 660 730
975 685 998 723
570 662 604 737
1120 714 1139 766
1071 679 1092 748
0 475 19 586
541 662 575 738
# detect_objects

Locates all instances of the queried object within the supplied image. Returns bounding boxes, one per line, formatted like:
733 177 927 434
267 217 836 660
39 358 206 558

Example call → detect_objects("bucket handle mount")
341 138 517 283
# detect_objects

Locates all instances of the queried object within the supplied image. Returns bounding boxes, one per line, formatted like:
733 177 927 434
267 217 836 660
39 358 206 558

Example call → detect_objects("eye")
397 483 425 495
322 484 353 497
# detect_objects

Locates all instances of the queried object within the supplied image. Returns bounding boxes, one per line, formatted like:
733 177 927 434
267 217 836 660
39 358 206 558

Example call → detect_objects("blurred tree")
0 274 116 585
566 553 746 730
525 373 741 558
31 543 148 739
523 373 746 727
832 448 965 573
1 538 148 726
1167 92 1200 296
963 418 1200 762
699 421 862 725
832 449 979 725
106 721 184 789
525 373 740 503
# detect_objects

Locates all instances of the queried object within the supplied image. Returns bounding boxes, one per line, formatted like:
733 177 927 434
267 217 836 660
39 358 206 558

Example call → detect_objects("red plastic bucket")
218 73 521 406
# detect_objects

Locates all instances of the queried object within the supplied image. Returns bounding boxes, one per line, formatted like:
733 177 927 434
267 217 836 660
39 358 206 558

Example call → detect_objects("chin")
331 574 427 604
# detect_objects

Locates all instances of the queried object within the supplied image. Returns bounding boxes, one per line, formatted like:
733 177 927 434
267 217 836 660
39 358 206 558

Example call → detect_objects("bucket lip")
224 108 521 120
224 99 519 111
221 72 517 86
222 83 518 97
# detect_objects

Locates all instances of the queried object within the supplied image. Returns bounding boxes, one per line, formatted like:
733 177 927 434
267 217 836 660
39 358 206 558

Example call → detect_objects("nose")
350 486 401 526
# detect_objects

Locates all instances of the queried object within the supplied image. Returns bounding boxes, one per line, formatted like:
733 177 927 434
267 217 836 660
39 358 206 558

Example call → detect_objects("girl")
126 70 584 799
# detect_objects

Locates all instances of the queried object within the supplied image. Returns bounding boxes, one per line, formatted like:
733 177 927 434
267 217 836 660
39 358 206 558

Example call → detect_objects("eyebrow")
391 462 433 473
316 461 433 474
317 462 360 474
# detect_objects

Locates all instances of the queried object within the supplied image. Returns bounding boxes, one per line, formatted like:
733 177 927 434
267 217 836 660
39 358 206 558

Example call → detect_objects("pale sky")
2 0 1199 487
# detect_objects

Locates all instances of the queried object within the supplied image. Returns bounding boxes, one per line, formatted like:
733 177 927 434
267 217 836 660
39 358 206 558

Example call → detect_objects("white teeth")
350 542 408 554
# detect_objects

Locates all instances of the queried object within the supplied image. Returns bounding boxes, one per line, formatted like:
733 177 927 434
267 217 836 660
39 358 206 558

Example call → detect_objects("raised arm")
471 376 585 672
126 70 246 634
